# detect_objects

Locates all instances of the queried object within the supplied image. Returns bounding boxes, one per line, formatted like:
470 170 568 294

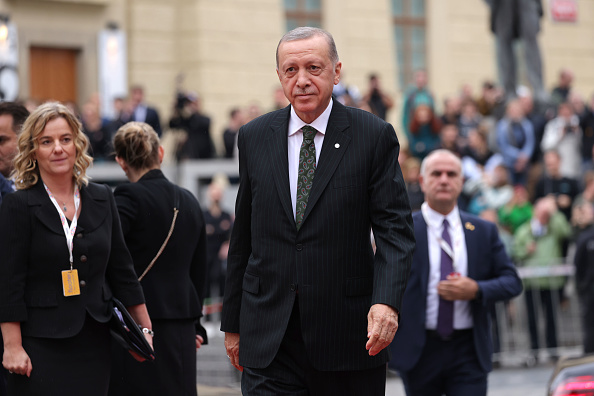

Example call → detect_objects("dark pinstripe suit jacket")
221 101 415 371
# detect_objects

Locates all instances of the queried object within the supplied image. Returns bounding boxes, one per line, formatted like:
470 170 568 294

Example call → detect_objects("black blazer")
178 113 214 159
114 170 207 335
0 181 145 338
390 211 523 373
221 101 415 371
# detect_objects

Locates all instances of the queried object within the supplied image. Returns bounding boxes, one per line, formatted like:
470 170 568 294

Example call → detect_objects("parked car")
547 354 594 395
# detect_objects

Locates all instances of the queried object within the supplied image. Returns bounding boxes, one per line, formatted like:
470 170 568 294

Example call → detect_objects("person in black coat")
0 102 152 396
170 93 215 160
109 121 208 396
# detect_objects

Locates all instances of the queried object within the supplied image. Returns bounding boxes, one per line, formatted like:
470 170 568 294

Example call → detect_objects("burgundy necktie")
436 219 454 339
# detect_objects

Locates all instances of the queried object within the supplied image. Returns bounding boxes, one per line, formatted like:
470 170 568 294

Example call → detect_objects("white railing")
87 159 240 208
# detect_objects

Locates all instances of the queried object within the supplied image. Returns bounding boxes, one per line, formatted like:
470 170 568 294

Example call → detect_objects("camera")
175 92 190 111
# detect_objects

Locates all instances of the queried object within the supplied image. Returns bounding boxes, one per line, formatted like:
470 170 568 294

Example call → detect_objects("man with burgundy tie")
390 149 522 396
221 27 415 395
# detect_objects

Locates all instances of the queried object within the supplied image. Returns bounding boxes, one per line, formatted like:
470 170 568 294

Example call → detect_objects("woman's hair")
13 101 92 190
409 104 441 134
113 121 160 170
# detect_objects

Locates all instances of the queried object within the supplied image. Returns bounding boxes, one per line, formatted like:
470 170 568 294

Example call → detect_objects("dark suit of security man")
390 149 523 396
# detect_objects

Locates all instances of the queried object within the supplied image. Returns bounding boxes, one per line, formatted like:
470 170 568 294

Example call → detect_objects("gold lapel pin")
465 222 475 231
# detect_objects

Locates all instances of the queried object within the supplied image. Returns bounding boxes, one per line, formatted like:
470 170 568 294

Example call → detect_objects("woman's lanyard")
44 184 80 271
421 204 459 275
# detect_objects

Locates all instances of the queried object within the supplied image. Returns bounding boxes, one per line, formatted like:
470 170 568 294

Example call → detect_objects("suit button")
296 244 303 251
290 284 297 292
79 280 86 288
80 255 88 263
76 233 83 238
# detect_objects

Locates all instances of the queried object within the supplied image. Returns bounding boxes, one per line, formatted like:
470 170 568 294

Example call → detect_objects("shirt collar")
288 98 333 137
421 202 461 230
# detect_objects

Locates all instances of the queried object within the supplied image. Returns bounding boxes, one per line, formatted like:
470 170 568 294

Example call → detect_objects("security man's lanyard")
421 204 458 274
44 184 80 271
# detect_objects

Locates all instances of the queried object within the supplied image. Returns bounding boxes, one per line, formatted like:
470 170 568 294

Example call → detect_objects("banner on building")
550 0 578 23
0 20 19 102
98 28 127 120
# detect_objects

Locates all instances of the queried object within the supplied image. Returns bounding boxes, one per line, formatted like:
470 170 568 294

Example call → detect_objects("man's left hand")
437 275 479 301
196 335 204 349
366 304 398 356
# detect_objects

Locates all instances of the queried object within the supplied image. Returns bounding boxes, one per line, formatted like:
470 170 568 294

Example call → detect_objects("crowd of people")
397 67 594 361
0 23 593 395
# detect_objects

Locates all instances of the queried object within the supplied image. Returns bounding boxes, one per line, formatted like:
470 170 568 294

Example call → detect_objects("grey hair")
420 149 462 178
276 27 339 69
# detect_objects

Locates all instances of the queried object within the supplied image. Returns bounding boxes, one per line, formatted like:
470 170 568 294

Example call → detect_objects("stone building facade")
0 0 593 151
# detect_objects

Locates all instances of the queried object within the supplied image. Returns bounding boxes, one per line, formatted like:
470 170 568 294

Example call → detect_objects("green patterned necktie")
295 125 318 230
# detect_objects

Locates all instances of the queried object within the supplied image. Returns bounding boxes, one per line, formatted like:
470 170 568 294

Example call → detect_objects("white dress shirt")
422 202 473 330
134 104 148 123
288 99 333 219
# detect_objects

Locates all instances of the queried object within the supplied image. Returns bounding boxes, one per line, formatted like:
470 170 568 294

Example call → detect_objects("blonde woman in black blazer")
0 102 152 395
108 122 208 396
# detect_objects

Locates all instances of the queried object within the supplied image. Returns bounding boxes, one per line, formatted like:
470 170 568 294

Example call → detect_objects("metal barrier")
493 263 584 367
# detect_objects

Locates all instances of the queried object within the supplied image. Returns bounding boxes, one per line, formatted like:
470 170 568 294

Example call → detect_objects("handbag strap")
138 186 180 281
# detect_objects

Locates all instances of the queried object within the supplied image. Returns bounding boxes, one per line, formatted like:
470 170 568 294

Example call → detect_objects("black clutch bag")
110 297 155 361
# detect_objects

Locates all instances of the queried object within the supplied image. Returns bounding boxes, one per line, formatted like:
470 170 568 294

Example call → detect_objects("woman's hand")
127 332 153 362
125 304 154 362
1 322 33 377
3 345 32 376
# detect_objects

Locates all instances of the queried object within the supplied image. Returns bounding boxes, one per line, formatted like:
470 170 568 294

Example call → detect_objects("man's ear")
334 62 342 85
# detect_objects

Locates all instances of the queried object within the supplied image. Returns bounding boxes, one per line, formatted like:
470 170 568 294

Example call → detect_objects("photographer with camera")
169 91 214 160
362 73 394 121
541 102 582 180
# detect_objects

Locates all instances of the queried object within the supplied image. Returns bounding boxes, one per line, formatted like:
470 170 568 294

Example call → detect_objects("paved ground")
197 321 558 396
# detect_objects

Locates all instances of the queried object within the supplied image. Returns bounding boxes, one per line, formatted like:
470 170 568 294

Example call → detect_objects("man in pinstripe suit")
221 27 415 395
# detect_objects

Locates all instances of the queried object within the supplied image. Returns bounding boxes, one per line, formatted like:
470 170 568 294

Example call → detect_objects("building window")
392 0 426 90
284 0 322 31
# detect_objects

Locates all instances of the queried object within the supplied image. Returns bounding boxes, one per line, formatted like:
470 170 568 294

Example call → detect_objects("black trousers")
579 293 594 354
241 299 386 396
108 318 197 396
399 330 487 396
525 288 558 352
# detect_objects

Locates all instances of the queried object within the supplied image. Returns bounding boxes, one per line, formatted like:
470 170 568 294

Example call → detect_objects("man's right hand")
224 332 242 372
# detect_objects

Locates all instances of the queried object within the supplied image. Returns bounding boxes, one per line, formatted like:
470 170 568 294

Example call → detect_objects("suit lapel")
301 102 351 226
29 182 109 236
416 215 431 295
266 107 295 227
461 213 478 279
77 184 108 233
29 182 63 235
